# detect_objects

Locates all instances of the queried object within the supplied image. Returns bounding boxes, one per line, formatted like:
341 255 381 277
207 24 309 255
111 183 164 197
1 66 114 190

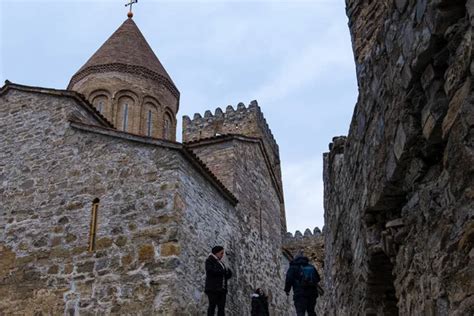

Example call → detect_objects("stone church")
0 15 294 315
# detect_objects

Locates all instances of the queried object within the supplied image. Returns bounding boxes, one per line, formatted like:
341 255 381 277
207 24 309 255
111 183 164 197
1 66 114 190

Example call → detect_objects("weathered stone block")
442 79 471 139
114 235 127 247
160 242 180 257
77 261 94 273
95 237 113 250
138 244 155 262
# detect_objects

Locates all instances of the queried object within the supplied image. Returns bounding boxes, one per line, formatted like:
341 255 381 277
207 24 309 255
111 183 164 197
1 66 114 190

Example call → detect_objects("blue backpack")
299 265 318 288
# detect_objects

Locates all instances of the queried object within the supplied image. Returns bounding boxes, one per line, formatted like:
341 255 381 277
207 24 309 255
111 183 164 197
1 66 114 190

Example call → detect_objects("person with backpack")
251 288 270 316
205 246 233 316
284 253 321 316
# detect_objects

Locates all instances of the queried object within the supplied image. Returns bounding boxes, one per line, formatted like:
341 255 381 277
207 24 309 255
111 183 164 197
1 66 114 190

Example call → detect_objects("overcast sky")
0 0 358 234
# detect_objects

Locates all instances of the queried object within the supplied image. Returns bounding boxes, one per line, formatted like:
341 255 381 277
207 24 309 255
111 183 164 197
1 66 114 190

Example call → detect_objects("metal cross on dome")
125 0 138 18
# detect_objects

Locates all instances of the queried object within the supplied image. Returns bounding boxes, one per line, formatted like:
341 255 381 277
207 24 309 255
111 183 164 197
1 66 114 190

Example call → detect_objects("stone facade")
0 81 292 314
0 85 232 314
323 0 473 315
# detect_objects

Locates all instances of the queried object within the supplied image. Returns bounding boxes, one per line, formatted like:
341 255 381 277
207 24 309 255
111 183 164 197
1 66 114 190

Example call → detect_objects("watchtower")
183 100 286 234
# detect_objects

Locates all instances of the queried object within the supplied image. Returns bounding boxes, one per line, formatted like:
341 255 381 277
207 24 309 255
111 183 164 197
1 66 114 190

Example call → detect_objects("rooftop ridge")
183 100 279 157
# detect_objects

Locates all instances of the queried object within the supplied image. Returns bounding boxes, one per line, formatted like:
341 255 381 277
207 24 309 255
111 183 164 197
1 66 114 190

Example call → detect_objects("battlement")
284 227 323 241
182 100 279 162
283 227 324 269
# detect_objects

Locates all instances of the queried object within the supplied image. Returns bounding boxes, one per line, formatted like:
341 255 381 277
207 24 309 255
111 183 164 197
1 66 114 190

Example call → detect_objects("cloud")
282 156 324 234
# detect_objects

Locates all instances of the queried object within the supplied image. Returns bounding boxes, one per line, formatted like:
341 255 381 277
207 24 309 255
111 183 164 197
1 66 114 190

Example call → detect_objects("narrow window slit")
147 110 152 137
123 103 129 131
88 198 100 252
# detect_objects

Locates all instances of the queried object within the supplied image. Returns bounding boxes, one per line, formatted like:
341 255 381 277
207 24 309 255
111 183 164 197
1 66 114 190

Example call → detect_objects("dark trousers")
294 295 316 316
207 292 226 316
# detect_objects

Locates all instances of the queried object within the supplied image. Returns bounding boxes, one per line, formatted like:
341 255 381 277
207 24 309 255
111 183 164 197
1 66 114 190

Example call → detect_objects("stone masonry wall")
186 137 292 314
0 88 234 315
174 160 238 314
71 72 178 141
323 0 473 315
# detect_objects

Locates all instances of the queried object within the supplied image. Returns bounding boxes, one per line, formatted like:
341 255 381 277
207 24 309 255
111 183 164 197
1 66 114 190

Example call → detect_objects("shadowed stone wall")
184 136 292 314
323 0 473 315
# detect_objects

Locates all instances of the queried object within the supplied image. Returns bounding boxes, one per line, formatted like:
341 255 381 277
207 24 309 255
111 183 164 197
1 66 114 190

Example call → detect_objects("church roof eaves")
69 121 238 206
1 80 114 129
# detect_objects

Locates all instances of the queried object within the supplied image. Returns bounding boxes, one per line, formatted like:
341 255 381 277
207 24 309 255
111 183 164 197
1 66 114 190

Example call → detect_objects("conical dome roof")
68 18 179 98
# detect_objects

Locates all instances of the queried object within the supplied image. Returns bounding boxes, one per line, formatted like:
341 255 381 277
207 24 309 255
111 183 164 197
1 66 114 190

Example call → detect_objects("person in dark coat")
284 253 321 316
205 245 232 316
251 288 270 316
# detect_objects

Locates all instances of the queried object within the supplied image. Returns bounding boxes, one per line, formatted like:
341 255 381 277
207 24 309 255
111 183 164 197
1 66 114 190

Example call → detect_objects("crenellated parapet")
283 227 324 272
284 227 323 241
183 100 279 160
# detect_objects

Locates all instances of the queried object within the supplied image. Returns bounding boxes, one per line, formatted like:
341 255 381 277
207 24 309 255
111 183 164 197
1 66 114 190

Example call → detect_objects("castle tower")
183 101 286 234
68 17 179 140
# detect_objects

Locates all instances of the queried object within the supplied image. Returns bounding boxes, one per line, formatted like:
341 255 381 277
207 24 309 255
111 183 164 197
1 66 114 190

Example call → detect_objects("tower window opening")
123 103 129 131
147 110 152 137
98 101 104 113
163 113 171 140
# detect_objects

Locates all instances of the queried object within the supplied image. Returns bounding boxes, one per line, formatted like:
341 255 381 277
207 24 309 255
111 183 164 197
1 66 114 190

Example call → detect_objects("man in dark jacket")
205 246 232 316
284 254 321 316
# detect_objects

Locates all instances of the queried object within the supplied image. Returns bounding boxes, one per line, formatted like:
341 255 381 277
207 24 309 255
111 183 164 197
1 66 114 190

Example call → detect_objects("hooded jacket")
284 255 321 298
251 293 270 316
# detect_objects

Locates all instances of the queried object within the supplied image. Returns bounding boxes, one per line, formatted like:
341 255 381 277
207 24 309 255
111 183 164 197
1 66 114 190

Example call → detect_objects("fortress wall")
323 0 473 315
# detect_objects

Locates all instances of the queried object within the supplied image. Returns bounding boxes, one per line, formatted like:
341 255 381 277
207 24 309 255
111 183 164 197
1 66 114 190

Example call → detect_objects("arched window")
142 100 160 138
123 103 129 131
163 112 172 140
92 95 107 114
147 110 152 137
118 96 134 132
